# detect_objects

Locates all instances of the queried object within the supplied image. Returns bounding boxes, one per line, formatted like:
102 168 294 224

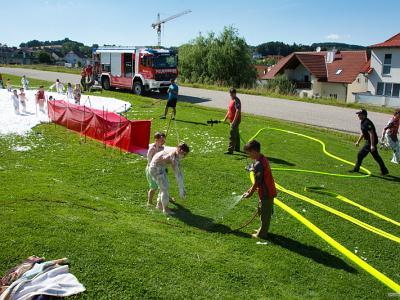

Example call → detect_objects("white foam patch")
0 89 131 136
12 145 31 152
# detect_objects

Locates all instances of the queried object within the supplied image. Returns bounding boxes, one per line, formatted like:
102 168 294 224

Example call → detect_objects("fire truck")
93 46 178 95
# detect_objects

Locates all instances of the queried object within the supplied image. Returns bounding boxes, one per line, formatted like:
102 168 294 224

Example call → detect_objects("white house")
356 33 400 107
64 51 89 67
264 50 369 102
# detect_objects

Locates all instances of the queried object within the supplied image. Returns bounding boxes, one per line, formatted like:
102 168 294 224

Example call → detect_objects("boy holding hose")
242 140 277 239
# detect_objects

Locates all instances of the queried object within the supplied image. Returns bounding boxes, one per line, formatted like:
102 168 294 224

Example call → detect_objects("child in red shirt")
242 140 277 239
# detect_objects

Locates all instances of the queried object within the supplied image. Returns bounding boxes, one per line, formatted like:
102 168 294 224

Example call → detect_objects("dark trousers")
228 123 241 152
355 143 388 172
259 198 274 237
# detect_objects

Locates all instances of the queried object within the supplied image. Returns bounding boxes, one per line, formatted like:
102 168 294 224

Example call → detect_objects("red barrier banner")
48 100 150 155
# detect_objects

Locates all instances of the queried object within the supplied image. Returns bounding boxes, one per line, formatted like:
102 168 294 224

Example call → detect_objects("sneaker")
381 169 389 176
224 151 233 155
391 159 399 164
160 116 166 119
163 208 175 215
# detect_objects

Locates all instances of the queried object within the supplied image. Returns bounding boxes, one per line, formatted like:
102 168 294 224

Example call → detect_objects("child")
21 75 29 90
50 79 64 94
66 83 73 99
381 110 400 164
146 132 166 206
6 79 12 92
149 143 189 215
35 86 46 113
73 84 81 104
0 73 4 89
11 89 20 114
242 140 277 239
19 88 28 113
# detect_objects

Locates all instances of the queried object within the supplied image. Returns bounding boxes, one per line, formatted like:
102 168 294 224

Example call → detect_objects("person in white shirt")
66 83 73 99
149 143 189 215
11 89 20 114
19 88 28 113
21 75 29 90
50 79 64 94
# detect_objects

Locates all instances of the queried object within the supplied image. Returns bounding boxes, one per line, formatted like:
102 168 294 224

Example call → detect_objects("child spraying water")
242 140 277 239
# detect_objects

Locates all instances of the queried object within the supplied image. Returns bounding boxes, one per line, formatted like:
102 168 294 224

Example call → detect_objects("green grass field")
0 75 399 299
0 64 81 75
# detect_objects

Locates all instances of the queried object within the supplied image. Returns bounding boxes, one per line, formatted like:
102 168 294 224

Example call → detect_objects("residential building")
264 50 369 102
64 51 89 67
0 46 35 64
357 33 400 107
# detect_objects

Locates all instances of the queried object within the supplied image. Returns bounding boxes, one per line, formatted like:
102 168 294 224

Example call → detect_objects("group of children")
145 132 276 239
50 79 81 104
9 85 48 115
145 132 190 215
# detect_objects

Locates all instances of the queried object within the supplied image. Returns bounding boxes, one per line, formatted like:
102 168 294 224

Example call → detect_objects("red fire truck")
93 46 178 95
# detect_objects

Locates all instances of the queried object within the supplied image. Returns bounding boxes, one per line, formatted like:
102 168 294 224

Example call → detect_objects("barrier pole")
119 110 122 155
84 105 87 143
103 106 106 150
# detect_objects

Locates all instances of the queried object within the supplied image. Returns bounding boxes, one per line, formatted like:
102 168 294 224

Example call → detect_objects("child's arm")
147 147 155 163
172 159 185 198
243 182 257 198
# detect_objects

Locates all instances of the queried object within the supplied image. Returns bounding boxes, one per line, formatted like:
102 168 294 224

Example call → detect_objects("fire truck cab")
93 46 178 95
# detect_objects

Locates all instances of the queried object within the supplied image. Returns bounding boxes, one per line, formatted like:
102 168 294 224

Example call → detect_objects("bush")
267 75 296 95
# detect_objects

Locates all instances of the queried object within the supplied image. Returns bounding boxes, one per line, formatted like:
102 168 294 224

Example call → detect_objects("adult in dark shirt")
351 109 388 175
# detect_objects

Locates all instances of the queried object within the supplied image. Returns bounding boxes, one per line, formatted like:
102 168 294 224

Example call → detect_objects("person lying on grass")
149 143 189 215
146 132 166 207
242 140 277 239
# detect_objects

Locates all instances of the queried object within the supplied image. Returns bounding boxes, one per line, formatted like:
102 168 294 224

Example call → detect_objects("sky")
0 0 399 48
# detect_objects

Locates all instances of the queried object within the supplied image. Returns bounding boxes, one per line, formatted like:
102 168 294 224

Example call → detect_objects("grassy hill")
0 75 399 299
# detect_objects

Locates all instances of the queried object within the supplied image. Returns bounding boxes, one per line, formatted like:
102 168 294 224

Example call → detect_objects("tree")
178 26 257 87
38 51 52 64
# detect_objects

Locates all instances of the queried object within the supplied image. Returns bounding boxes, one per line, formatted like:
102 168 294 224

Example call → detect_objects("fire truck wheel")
160 88 168 95
133 81 143 95
101 77 110 90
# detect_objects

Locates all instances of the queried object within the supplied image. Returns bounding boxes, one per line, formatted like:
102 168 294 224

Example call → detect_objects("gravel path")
1 67 391 134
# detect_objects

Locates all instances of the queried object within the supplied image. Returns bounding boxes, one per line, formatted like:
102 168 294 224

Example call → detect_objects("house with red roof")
366 33 400 102
263 49 369 102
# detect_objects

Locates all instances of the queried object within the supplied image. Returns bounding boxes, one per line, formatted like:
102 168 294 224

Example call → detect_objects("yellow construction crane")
151 10 192 47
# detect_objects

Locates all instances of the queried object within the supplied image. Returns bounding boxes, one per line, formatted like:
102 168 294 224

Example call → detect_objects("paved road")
1 67 391 134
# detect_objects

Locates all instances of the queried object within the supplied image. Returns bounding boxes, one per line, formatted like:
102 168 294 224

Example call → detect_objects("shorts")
145 166 158 190
166 99 177 108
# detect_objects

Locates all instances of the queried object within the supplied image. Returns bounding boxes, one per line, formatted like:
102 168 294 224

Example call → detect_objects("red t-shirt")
227 97 241 123
36 90 45 100
254 155 277 200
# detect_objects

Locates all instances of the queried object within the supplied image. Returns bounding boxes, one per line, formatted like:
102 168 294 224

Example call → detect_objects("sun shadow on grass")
268 157 296 167
266 233 357 273
172 203 250 238
172 204 356 273
370 174 400 183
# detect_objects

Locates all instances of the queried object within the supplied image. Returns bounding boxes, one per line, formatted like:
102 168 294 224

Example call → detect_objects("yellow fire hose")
244 127 400 292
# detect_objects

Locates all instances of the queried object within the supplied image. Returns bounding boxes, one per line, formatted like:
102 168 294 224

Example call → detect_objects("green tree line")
178 26 257 88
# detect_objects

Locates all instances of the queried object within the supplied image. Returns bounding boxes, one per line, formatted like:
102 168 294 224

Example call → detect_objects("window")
123 53 133 78
377 82 384 95
393 84 400 97
384 83 393 96
383 53 392 75
357 78 360 83
335 69 342 75
384 54 392 65
377 82 400 97
383 65 391 75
